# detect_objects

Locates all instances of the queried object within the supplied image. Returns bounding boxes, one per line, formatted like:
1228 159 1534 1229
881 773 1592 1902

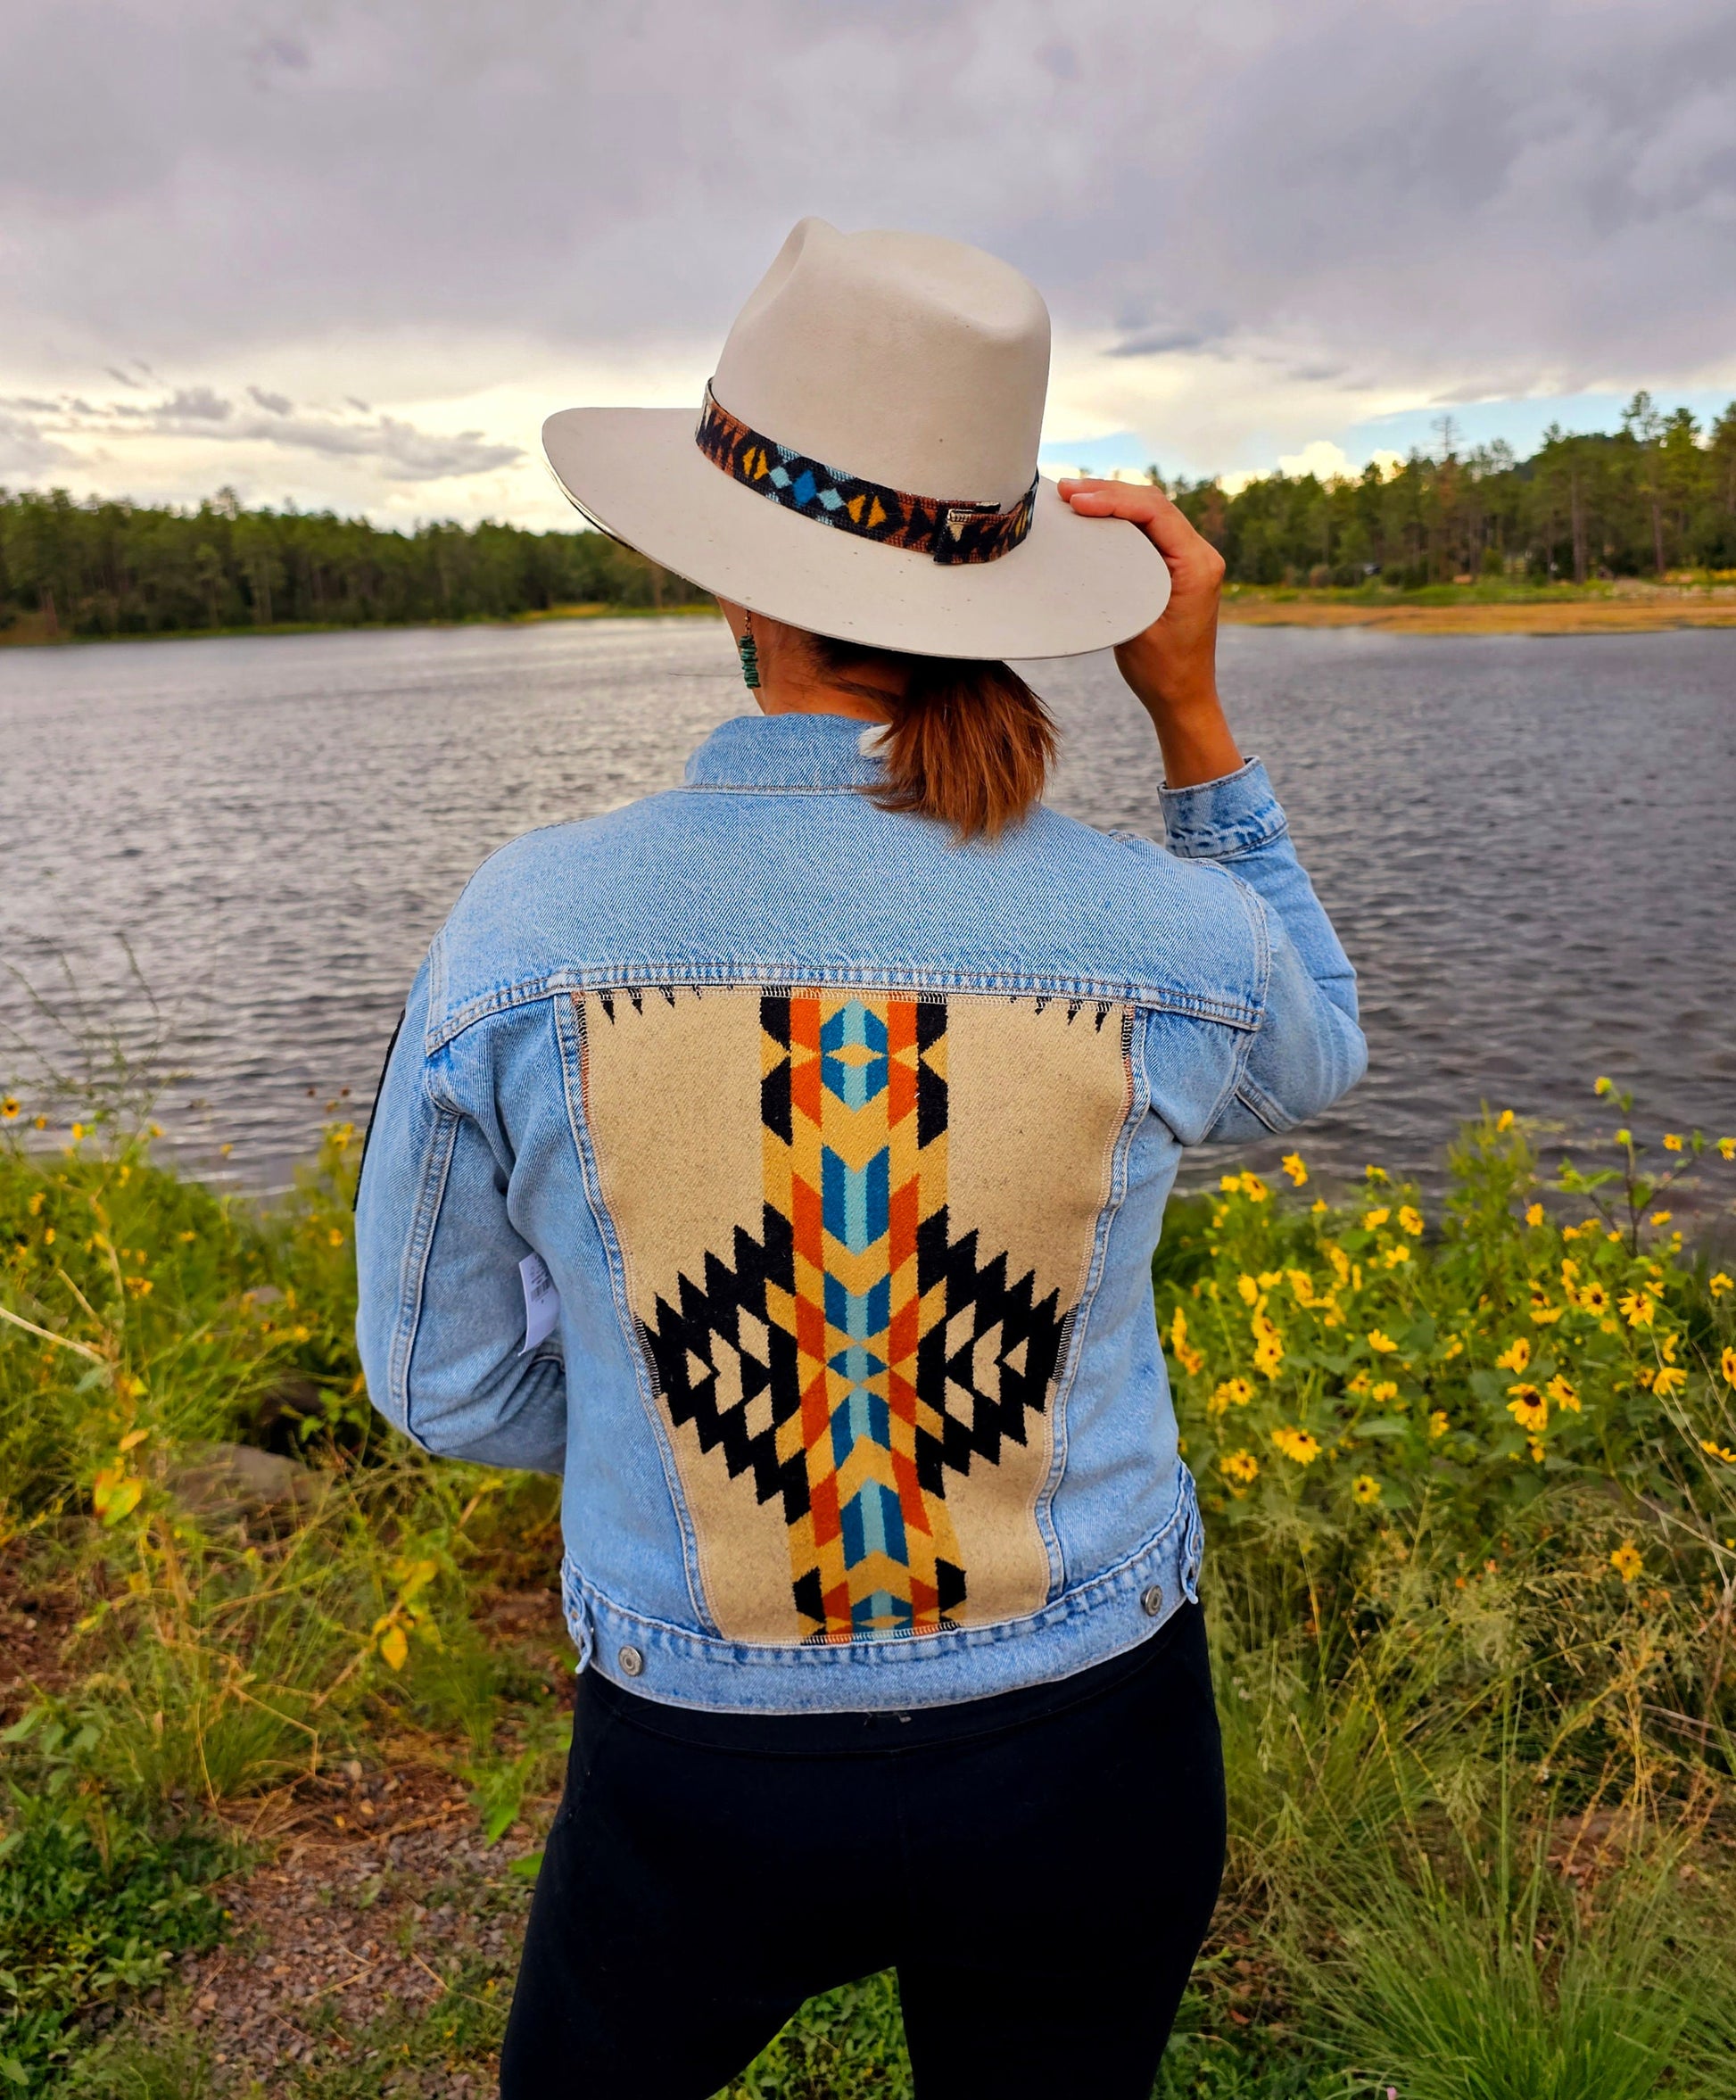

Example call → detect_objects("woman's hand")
1058 478 1244 789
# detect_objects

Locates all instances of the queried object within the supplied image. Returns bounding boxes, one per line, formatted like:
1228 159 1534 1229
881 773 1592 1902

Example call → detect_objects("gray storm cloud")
1 385 521 483
0 0 1732 488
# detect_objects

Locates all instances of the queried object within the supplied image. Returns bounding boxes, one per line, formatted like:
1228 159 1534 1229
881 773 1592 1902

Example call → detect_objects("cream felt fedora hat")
541 219 1170 660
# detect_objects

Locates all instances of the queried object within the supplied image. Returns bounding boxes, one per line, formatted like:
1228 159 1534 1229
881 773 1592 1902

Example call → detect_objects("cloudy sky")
3 0 1733 527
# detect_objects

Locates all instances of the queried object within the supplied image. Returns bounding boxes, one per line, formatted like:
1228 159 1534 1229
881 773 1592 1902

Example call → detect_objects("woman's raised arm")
1062 475 1366 1137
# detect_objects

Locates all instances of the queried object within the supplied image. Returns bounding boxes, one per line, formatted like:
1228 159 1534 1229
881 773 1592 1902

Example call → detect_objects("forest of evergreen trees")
3 392 1732 641
0 484 707 640
1169 393 1736 588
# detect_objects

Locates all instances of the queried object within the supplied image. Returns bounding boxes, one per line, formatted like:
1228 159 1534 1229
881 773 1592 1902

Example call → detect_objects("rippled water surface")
2 618 1732 1204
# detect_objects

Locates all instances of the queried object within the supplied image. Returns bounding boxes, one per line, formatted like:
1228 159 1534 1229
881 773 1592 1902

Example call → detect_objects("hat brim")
541 407 1170 660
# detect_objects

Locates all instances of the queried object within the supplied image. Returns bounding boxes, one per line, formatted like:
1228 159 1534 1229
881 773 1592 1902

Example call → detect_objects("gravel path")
180 1762 551 2094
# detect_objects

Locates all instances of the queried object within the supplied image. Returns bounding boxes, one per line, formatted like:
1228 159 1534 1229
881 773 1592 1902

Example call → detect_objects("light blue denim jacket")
356 712 1364 1713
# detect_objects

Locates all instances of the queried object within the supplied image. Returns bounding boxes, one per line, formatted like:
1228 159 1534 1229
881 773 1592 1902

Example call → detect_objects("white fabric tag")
517 1252 560 1355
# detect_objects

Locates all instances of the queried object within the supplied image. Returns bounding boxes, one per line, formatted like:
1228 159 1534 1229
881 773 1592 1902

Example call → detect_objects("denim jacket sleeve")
1160 757 1367 1141
353 952 568 1474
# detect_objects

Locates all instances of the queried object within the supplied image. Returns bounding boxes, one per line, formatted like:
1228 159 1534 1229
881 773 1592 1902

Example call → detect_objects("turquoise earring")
738 611 761 690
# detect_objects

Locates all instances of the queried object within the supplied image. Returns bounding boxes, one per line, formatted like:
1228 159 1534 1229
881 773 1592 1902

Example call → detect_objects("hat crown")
711 219 1050 512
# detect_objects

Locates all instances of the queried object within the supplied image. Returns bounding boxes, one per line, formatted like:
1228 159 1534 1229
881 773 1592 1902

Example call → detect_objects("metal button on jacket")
1140 1583 1165 1617
618 1645 644 1677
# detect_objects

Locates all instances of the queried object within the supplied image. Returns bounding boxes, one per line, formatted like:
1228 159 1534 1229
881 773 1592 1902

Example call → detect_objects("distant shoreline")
5 587 1735 650
1220 582 1736 636
0 600 720 650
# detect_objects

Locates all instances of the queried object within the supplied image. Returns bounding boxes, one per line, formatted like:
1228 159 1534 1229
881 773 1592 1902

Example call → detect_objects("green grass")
0 1712 232 2092
59 2030 220 2100
1222 574 1736 607
0 599 719 650
1224 578 1622 606
723 1974 913 2099
1298 1841 1736 2100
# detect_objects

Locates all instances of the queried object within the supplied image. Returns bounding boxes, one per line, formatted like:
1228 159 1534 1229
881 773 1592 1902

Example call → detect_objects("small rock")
167 1442 330 1527
251 1370 327 1434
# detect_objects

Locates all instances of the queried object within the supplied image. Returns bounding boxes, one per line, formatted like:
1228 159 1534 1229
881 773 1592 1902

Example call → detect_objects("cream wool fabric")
577 985 1135 1645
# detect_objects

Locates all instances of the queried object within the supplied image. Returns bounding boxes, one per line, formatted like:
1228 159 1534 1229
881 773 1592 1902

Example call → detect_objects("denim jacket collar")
683 712 888 790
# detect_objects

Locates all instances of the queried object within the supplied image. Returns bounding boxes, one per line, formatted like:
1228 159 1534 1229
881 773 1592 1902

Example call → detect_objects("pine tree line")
4 391 1734 639
1169 394 1736 587
0 484 708 640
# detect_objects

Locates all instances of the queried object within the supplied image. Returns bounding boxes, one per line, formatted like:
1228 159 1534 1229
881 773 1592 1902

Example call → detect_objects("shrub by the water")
1165 1105 1736 1553
1 1083 1732 2096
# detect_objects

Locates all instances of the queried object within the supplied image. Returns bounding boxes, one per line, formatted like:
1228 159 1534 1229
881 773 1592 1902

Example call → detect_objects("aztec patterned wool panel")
578 986 1135 1645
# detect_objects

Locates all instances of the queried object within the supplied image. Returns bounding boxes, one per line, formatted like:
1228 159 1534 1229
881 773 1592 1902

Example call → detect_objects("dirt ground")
0 1542 83 1724
176 1762 551 2096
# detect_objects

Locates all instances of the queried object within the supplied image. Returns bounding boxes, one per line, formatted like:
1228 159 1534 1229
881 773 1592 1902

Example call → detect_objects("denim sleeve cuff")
1158 757 1288 860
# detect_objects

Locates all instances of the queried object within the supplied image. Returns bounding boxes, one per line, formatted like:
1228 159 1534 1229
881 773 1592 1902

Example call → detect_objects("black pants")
500 1602 1225 2100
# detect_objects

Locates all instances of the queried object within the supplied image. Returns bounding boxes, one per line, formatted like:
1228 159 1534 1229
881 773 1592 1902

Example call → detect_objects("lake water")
2 618 1732 1221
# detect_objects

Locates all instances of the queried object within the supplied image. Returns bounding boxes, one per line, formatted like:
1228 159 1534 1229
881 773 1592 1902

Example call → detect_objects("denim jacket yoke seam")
424 971 1264 1057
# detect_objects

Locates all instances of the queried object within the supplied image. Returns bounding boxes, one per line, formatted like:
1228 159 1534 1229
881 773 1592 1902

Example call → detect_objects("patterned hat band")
695 382 1037 567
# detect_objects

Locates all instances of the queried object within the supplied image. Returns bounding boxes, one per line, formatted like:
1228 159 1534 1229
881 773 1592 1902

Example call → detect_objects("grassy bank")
1219 578 1736 636
12 583 1736 650
3 1090 1734 2096
0 601 719 649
